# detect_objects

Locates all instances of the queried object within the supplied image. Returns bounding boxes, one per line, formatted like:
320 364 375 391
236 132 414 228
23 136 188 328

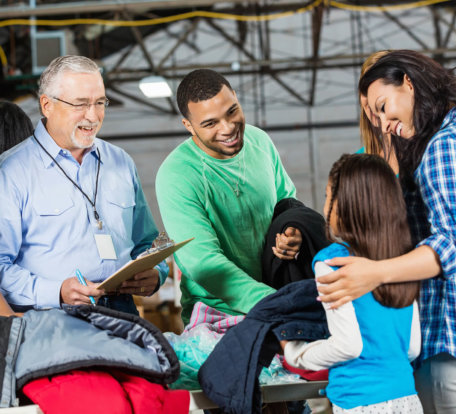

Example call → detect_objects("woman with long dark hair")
282 153 422 413
317 50 456 413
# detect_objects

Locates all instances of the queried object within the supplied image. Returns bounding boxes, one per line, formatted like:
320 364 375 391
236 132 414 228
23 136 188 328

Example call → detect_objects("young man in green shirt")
156 69 301 324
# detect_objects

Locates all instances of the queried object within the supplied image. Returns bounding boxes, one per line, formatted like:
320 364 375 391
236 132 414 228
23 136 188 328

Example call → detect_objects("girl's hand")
316 256 382 309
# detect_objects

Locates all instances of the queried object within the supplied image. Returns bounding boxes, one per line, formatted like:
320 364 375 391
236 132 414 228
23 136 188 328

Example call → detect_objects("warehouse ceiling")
1 0 456 136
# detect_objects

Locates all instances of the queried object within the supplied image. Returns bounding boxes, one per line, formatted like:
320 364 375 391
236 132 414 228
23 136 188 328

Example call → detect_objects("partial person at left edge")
0 55 168 315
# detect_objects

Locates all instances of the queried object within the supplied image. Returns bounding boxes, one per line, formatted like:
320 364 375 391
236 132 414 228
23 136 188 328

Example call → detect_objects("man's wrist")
151 280 160 295
150 267 161 295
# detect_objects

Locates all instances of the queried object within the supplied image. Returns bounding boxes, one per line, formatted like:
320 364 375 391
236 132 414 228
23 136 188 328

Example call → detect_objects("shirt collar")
33 119 101 168
440 107 456 131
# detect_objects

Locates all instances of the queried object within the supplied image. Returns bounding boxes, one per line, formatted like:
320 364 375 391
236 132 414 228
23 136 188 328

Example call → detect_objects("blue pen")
75 269 96 305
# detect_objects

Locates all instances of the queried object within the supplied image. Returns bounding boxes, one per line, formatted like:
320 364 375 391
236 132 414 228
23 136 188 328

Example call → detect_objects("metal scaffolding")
1 0 456 134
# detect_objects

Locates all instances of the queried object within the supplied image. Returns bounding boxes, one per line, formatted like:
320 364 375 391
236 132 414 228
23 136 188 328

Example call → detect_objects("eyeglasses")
52 96 109 112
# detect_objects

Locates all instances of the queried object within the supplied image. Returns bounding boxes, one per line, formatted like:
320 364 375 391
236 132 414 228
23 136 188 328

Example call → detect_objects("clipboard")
98 238 194 291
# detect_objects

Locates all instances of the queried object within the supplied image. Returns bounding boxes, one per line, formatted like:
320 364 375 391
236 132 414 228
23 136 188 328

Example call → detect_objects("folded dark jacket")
198 279 329 414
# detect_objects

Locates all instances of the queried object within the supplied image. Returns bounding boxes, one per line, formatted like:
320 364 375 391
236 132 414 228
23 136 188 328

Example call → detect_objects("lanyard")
33 133 103 229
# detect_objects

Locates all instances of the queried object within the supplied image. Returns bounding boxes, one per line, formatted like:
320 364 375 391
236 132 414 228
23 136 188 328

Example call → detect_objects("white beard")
70 122 98 149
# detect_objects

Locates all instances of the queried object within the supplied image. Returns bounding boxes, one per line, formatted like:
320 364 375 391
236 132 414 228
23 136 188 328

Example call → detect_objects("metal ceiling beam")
121 10 156 71
113 8 180 113
442 9 456 47
108 19 201 75
206 18 309 105
382 10 429 50
2 0 456 122
104 46 456 83
309 3 325 106
430 7 456 63
156 18 200 71
106 83 176 114
0 0 258 18
163 25 200 53
112 44 136 72
0 0 439 19
433 8 443 49
117 9 177 113
100 119 360 140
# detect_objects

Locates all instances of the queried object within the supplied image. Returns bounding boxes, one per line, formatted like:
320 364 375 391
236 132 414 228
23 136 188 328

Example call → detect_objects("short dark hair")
0 101 34 154
326 153 420 308
358 49 456 189
176 69 233 118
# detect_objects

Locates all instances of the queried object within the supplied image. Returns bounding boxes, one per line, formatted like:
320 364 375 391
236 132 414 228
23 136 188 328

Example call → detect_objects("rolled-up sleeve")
416 135 456 280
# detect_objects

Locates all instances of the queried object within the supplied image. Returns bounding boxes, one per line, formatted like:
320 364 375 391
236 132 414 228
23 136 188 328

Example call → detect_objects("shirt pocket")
104 190 136 239
33 195 74 216
28 195 76 246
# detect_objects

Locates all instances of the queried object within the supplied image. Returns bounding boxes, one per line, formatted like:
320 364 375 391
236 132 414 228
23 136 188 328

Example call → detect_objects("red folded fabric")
283 360 329 381
22 370 132 414
110 370 190 414
22 369 190 414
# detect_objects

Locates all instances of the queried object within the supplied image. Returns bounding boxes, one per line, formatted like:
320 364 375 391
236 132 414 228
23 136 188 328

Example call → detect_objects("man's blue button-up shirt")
0 120 167 308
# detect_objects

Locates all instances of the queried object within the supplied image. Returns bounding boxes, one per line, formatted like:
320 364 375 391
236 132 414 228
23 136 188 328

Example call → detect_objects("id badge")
94 234 118 260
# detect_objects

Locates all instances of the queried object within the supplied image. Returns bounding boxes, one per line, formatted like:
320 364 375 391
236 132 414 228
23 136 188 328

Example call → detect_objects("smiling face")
182 85 245 159
366 75 415 139
40 71 106 160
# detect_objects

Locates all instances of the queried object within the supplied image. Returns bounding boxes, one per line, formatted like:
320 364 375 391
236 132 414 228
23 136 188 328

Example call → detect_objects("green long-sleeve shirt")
155 124 296 323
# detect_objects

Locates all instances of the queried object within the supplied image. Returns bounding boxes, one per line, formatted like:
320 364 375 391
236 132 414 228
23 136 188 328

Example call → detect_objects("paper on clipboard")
97 238 194 292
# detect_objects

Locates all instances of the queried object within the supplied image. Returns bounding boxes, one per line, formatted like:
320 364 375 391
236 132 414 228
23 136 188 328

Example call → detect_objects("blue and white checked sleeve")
416 132 456 280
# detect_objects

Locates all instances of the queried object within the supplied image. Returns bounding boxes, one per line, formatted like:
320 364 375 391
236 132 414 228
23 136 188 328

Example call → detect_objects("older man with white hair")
0 55 167 314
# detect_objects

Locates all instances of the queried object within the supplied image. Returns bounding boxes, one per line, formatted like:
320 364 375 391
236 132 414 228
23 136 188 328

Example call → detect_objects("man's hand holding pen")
60 276 105 306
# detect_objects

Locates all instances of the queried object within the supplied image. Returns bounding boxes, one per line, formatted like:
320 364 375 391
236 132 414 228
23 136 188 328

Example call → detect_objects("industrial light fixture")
139 76 172 98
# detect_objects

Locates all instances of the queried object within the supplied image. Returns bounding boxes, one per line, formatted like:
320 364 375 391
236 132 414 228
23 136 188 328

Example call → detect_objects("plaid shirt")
412 107 456 363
